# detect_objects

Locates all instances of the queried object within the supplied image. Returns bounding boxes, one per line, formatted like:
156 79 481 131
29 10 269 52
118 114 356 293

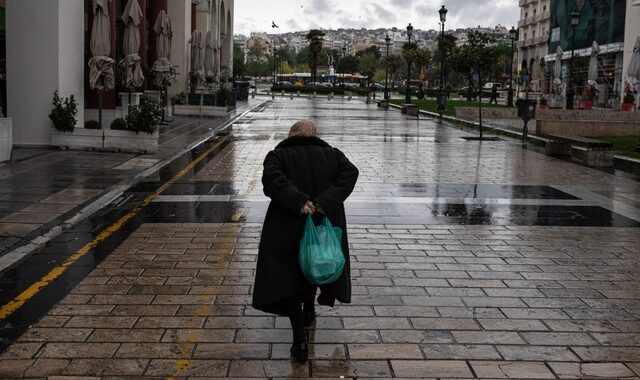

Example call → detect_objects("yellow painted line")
0 135 232 321
173 226 240 375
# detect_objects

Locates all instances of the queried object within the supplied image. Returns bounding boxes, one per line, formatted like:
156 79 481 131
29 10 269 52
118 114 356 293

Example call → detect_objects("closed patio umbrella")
588 41 600 81
88 0 114 129
152 10 173 87
554 45 563 81
121 0 144 89
204 31 217 80
89 0 114 91
189 29 205 88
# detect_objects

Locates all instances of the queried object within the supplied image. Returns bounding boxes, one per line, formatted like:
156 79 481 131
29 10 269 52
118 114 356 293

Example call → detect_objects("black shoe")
290 341 308 363
303 310 317 327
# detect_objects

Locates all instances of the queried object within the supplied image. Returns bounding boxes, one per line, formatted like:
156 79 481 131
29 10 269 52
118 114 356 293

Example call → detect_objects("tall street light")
566 11 580 110
437 5 448 114
385 34 391 100
405 23 413 104
508 26 517 107
272 46 277 86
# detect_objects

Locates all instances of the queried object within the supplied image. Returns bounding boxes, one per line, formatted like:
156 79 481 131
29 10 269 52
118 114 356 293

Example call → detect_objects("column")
220 0 233 78
168 0 192 95
6 0 85 145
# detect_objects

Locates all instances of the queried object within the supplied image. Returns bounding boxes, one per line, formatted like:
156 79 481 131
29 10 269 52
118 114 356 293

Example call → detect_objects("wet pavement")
0 99 261 258
0 97 639 378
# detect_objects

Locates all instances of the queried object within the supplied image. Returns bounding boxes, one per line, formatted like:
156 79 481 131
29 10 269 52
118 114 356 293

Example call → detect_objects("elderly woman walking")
252 120 359 363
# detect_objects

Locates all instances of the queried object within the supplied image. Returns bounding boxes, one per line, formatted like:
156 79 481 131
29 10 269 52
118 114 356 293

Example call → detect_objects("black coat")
252 136 359 316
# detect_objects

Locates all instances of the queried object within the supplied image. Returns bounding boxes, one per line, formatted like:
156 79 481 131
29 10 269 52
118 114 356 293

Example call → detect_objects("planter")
0 118 12 162
51 127 103 150
621 103 635 112
104 129 158 153
173 104 235 117
579 100 593 110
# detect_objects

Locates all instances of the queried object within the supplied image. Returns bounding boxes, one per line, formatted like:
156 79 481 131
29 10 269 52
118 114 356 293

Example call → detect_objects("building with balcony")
516 0 551 93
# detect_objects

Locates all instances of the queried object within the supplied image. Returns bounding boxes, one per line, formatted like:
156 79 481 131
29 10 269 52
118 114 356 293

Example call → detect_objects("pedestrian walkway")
0 97 639 378
0 99 262 258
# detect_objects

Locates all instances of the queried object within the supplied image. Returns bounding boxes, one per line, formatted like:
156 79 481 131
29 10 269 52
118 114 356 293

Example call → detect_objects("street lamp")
405 23 413 104
385 34 391 100
566 11 580 110
272 46 277 86
437 5 448 114
340 45 347 86
508 26 517 107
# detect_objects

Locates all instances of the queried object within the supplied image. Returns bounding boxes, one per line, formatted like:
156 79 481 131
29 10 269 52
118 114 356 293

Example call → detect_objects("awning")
544 42 624 62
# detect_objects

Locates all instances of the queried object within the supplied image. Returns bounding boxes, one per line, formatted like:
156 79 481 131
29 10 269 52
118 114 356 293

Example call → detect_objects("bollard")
297 91 300 97
290 93 293 100
271 93 275 100
251 91 255 99
281 90 285 97
313 91 317 98
348 96 352 101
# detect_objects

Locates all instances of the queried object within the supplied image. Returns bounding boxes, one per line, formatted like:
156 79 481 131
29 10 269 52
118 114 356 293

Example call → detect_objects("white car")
484 82 502 90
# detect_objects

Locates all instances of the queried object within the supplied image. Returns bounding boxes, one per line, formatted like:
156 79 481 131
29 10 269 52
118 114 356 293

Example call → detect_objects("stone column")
220 0 234 78
168 0 191 95
6 0 85 145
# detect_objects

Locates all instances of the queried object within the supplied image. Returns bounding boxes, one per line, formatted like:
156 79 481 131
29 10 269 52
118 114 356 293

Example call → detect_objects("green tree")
451 31 497 100
277 47 297 68
414 48 432 82
233 44 246 78
296 47 310 68
384 54 405 90
305 29 326 83
358 52 378 80
402 42 418 81
336 55 360 73
356 46 381 60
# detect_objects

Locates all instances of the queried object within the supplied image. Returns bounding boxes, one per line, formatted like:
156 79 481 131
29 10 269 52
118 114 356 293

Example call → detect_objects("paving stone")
144 359 228 377
421 344 502 360
227 359 308 377
572 346 640 361
193 343 270 359
478 319 548 331
497 345 580 361
272 343 346 359
86 328 164 343
348 344 423 359
38 343 119 359
471 361 556 379
549 362 636 379
521 332 598 346
390 360 473 378
452 331 525 344
0 359 35 377
311 360 391 378
22 358 71 377
18 328 92 343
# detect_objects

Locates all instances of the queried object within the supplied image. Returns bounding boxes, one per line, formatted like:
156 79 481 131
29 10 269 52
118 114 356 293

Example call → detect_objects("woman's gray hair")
288 119 317 137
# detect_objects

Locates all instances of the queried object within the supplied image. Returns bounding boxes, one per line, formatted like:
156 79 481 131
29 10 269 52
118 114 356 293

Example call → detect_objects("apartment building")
517 0 551 93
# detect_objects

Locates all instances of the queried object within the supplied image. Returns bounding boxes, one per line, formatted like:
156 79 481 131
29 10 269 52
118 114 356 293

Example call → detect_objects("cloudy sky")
234 0 519 35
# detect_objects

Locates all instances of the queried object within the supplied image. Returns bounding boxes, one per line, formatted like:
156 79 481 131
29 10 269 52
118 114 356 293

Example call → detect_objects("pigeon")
272 21 279 28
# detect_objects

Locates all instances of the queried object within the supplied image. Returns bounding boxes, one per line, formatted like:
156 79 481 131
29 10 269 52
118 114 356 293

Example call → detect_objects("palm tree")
414 48 432 82
385 54 404 90
305 29 325 84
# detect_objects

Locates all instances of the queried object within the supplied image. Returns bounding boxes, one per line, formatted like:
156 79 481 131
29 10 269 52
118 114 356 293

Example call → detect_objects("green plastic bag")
298 215 345 285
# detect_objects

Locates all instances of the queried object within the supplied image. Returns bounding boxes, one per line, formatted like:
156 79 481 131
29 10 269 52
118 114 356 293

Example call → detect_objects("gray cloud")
234 0 519 35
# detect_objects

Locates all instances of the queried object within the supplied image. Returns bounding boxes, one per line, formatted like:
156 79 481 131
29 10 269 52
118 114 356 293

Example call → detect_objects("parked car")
369 83 385 90
342 82 360 88
248 80 256 88
275 81 294 87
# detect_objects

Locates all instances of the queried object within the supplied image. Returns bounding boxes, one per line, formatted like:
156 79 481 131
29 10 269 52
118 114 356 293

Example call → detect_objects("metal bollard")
290 93 293 100
281 90 285 97
348 96 352 101
297 91 300 97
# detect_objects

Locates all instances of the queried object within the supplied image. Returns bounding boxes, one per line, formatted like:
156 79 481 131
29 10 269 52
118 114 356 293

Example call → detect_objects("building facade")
516 0 551 93
2 0 233 147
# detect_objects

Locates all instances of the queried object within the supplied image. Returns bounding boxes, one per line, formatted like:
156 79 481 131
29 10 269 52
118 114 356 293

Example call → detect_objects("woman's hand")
300 201 316 215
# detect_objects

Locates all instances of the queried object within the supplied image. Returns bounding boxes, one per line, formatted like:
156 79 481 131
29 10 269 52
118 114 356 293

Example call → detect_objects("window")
533 30 536 39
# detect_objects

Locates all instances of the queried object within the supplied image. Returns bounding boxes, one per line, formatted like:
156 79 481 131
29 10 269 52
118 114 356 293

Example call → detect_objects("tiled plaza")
0 98 639 378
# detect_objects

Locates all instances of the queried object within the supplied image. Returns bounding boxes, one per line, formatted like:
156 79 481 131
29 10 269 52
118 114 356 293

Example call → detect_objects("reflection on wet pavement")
0 98 639 378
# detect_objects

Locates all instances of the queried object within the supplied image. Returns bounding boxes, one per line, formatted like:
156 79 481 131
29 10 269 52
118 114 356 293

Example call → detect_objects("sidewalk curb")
0 101 267 273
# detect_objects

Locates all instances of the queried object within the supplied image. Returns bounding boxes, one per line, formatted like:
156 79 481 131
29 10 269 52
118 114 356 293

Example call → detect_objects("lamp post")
508 26 517 107
437 5 448 114
385 34 391 100
405 23 413 104
272 46 277 86
566 11 580 110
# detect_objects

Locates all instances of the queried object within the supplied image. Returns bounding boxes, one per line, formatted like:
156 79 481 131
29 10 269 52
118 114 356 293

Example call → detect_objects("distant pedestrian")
417 84 425 100
489 84 499 104
252 120 359 364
